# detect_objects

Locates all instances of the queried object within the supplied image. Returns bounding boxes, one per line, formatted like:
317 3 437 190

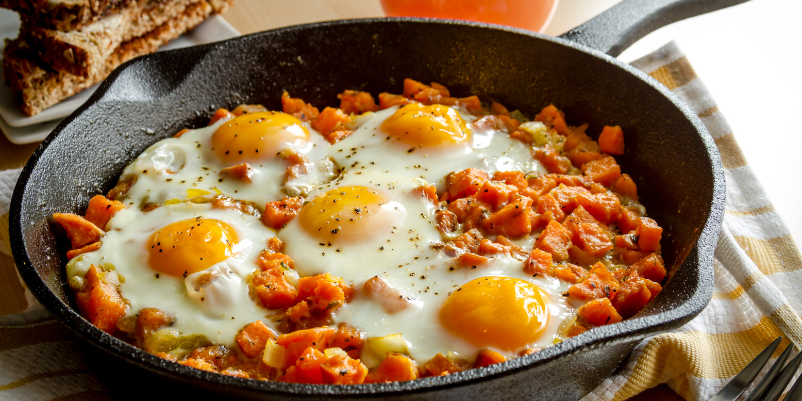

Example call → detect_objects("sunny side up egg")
117 111 335 209
67 202 280 346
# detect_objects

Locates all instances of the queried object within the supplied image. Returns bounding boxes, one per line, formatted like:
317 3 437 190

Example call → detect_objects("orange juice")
380 0 559 33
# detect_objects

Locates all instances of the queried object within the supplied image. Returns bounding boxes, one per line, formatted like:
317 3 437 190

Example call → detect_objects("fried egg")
67 202 277 345
117 112 335 209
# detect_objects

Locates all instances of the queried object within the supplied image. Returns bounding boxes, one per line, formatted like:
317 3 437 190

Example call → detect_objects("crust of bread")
1 0 141 32
25 0 203 77
3 1 212 116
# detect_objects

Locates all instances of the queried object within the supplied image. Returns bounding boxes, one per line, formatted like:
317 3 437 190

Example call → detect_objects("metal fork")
709 337 802 401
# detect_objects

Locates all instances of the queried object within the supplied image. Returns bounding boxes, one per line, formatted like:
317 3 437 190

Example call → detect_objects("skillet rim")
9 17 724 396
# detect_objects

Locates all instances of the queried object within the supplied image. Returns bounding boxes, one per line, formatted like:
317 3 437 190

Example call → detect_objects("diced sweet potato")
107 178 132 200
567 262 620 300
66 241 101 259
134 307 174 348
492 171 528 192
475 349 506 368
575 191 621 225
535 220 573 261
74 265 127 334
549 184 592 215
612 271 662 318
257 250 294 271
534 105 569 136
612 174 638 201
331 324 365 359
479 239 509 255
294 347 326 384
412 184 438 205
236 320 276 358
636 217 662 252
267 237 284 253
549 174 593 188
251 267 298 309
180 358 217 372
220 163 255 183
325 130 353 143
457 252 489 267
436 210 458 235
378 92 412 109
598 125 625 155
524 248 552 276
53 213 104 249
84 195 125 230
174 128 190 138
565 323 590 337
209 108 234 125
534 145 572 174
536 193 565 222
630 252 667 283
490 101 510 116
475 181 518 210
563 207 613 258
312 107 350 136
551 263 588 284
363 276 414 314
338 90 379 115
447 168 489 199
581 156 622 186
424 353 469 376
232 104 268 116
277 326 336 367
281 92 319 121
480 197 533 238
577 297 622 326
567 149 604 168
617 207 641 233
494 235 528 260
526 174 558 198
367 353 418 383
263 196 304 229
447 228 484 254
320 351 368 384
296 273 350 312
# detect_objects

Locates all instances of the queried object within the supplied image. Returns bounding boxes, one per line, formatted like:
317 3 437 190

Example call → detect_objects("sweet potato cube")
581 156 622 186
263 196 304 229
281 92 319 121
475 349 507 368
74 265 127 334
84 195 125 230
534 105 569 136
630 252 667 283
475 181 518 210
236 320 276 358
535 220 572 261
612 174 638 201
534 145 572 174
66 241 102 259
480 197 533 238
209 108 234 125
598 125 625 155
251 267 298 309
331 324 365 359
567 262 620 300
220 163 255 183
551 263 588 284
524 248 553 275
378 92 412 109
612 271 662 318
53 213 104 249
424 353 468 376
617 207 641 233
567 149 604 168
549 184 592 215
278 327 336 367
447 168 489 199
492 171 528 192
367 353 418 383
527 174 558 197
320 352 368 384
536 193 565 222
338 90 379 115
578 297 622 326
576 191 621 225
636 217 662 252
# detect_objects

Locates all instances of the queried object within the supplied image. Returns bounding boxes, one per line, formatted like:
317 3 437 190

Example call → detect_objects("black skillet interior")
10 7 728 400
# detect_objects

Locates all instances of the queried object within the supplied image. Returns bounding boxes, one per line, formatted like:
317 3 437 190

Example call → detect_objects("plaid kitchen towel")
1 41 800 400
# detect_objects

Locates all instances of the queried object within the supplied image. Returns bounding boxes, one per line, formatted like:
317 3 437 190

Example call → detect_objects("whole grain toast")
3 0 212 116
24 0 203 77
0 0 140 32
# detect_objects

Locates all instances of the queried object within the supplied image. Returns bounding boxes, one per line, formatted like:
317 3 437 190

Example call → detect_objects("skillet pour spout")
10 0 738 398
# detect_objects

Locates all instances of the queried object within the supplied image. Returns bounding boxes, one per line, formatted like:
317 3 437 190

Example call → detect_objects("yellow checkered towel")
0 41 800 400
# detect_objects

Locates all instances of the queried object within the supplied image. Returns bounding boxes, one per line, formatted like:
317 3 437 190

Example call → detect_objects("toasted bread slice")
3 1 212 116
0 0 140 32
25 0 203 77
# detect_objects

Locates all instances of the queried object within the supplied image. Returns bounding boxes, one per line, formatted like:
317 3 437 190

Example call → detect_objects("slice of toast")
0 0 140 32
3 1 212 116
24 0 203 77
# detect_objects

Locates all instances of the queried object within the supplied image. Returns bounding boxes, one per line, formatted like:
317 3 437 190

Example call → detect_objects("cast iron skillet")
11 0 738 399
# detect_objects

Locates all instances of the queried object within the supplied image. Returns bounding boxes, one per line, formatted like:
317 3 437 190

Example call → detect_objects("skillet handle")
558 0 750 57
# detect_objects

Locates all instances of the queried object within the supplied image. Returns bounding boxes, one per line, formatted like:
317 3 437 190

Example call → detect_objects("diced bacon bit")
447 168 489 199
107 178 132 200
534 145 572 174
535 220 572 261
180 358 218 372
277 326 336 368
281 92 320 121
363 276 415 314
581 156 622 186
534 104 570 136
338 90 379 115
263 196 304 229
567 262 620 300
636 217 663 252
457 252 489 267
378 92 413 109
212 196 262 218
220 163 255 183
424 353 471 376
174 128 190 138
66 241 101 259
480 196 534 238
134 308 174 349
435 210 458 235
612 174 638 201
475 349 507 368
84 195 125 230
577 297 622 326
53 213 104 249
611 270 662 318
630 252 667 283
524 248 553 275
412 184 438 205
209 108 234 125
598 125 625 155
552 263 589 284
475 180 519 210
366 353 418 383
331 323 365 359
490 101 510 116
236 320 277 358
232 104 268 116
267 237 284 253
311 107 350 137
75 265 128 334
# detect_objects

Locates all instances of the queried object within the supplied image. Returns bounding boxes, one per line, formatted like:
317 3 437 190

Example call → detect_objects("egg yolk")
298 185 405 244
211 111 309 163
147 217 238 277
440 277 549 351
381 103 470 147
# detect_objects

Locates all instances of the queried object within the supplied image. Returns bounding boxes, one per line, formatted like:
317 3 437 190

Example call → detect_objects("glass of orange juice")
380 0 559 33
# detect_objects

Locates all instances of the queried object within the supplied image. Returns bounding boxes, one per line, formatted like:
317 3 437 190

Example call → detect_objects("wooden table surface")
0 1 693 399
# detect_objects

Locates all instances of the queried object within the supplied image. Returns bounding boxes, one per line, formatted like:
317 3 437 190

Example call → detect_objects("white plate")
0 11 240 145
